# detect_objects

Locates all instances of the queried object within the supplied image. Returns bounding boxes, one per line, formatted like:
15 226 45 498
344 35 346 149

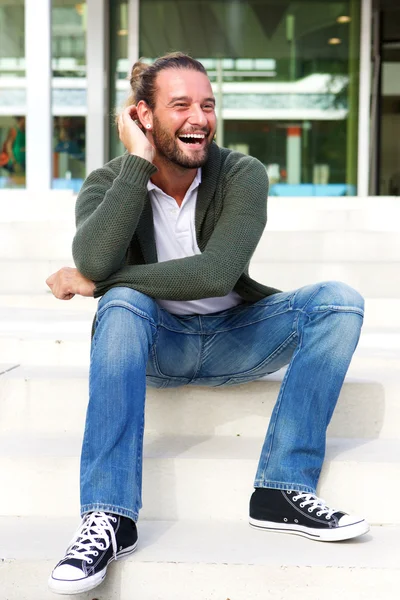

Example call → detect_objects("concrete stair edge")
1 520 398 600
0 434 398 523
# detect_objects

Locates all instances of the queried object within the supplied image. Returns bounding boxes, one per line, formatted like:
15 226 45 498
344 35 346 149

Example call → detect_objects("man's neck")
150 155 198 207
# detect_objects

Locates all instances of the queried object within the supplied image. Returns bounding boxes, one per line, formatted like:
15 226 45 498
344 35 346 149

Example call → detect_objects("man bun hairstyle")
124 51 208 111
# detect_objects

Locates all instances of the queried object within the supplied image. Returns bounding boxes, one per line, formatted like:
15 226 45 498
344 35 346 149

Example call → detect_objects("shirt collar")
147 168 202 194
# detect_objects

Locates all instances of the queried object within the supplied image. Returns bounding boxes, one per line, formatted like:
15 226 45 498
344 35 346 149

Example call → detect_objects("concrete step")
4 223 400 261
0 292 97 312
0 259 70 293
2 193 400 231
266 196 400 232
0 294 398 329
252 230 400 262
1 360 399 440
1 519 397 600
249 261 400 297
0 433 398 523
2 257 400 296
1 305 399 369
0 191 75 223
0 221 75 259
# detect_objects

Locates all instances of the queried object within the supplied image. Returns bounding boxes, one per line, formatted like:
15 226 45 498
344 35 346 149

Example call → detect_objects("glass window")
52 1 87 191
0 1 26 189
139 0 361 196
52 1 86 78
53 116 86 192
377 6 400 195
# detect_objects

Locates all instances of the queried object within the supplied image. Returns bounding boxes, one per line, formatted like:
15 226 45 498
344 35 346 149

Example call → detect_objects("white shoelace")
65 511 118 564
291 492 337 519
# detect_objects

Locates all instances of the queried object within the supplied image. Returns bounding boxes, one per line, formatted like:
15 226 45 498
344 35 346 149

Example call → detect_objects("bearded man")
46 52 368 595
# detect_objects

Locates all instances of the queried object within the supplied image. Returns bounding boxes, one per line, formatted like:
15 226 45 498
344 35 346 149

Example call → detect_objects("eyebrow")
167 96 216 106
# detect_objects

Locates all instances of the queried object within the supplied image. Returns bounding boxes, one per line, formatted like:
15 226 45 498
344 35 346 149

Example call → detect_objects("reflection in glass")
52 1 87 191
53 117 86 193
0 2 26 189
0 115 26 189
52 0 86 78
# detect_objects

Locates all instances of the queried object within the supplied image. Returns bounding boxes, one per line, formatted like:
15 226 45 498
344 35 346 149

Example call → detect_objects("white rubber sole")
249 517 370 542
48 540 138 595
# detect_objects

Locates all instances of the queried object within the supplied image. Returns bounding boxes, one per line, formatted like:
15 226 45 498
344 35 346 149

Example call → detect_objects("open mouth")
178 133 207 146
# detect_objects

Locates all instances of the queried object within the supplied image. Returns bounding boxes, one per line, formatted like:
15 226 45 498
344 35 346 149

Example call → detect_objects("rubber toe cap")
51 564 85 582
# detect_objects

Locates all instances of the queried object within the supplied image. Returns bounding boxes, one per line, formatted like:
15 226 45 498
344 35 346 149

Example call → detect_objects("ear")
136 100 153 130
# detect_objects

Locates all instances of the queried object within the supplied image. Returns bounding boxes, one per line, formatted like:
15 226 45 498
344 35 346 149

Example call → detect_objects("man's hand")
118 105 155 163
46 267 95 300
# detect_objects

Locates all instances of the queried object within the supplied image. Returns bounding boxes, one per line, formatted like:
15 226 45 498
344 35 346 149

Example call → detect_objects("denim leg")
80 287 159 522
254 281 364 493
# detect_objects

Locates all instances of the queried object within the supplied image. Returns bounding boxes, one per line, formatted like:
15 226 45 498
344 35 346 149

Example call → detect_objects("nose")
188 103 208 127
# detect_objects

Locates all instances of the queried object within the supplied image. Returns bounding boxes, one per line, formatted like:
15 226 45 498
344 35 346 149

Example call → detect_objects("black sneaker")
48 511 138 595
249 489 369 542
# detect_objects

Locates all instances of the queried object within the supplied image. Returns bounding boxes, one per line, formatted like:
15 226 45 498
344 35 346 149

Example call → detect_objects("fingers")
45 267 76 300
120 105 137 125
46 273 55 288
125 104 138 118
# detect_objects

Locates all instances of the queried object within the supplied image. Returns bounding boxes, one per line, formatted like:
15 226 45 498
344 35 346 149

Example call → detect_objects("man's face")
150 68 217 169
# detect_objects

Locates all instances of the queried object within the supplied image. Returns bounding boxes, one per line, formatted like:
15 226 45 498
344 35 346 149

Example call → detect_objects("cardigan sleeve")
72 154 157 281
93 155 268 300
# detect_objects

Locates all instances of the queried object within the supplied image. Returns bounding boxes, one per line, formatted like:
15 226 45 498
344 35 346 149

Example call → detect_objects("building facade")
0 0 398 197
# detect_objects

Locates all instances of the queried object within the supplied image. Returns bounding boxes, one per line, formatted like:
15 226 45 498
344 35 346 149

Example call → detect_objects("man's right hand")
46 267 95 300
118 105 155 163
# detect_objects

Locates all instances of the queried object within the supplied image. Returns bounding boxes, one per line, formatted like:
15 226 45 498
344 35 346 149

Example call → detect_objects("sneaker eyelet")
308 508 313 513
316 512 322 517
287 491 292 495
294 519 299 524
112 517 117 523
93 551 99 556
283 518 288 522
300 503 306 508
88 559 93 564
325 516 331 520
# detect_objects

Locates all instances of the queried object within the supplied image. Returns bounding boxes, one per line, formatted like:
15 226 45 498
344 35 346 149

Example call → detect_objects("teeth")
179 134 205 139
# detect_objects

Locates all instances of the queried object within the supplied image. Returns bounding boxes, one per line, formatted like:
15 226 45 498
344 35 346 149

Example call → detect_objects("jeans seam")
203 330 297 380
309 305 364 317
190 316 205 381
97 299 158 329
293 282 327 313
158 307 292 335
136 409 145 514
253 481 316 494
81 503 138 522
256 313 303 483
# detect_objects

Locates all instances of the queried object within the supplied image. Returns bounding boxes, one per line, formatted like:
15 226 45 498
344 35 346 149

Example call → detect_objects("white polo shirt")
147 169 243 315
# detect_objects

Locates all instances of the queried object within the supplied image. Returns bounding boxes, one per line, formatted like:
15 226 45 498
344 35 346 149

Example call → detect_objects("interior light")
328 38 342 45
337 16 351 23
118 29 128 36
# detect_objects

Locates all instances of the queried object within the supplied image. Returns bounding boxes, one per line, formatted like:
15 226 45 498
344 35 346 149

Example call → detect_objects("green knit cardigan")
72 143 280 302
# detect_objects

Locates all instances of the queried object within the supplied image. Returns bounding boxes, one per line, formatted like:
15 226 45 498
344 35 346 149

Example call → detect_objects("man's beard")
151 115 212 168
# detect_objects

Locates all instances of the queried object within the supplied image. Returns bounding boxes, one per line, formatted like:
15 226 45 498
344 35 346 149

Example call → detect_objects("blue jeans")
80 281 364 522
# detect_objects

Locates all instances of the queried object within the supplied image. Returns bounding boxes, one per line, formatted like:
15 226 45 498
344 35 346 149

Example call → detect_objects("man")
46 53 368 595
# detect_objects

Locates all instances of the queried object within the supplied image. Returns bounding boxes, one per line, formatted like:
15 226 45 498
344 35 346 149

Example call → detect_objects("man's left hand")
46 267 95 300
